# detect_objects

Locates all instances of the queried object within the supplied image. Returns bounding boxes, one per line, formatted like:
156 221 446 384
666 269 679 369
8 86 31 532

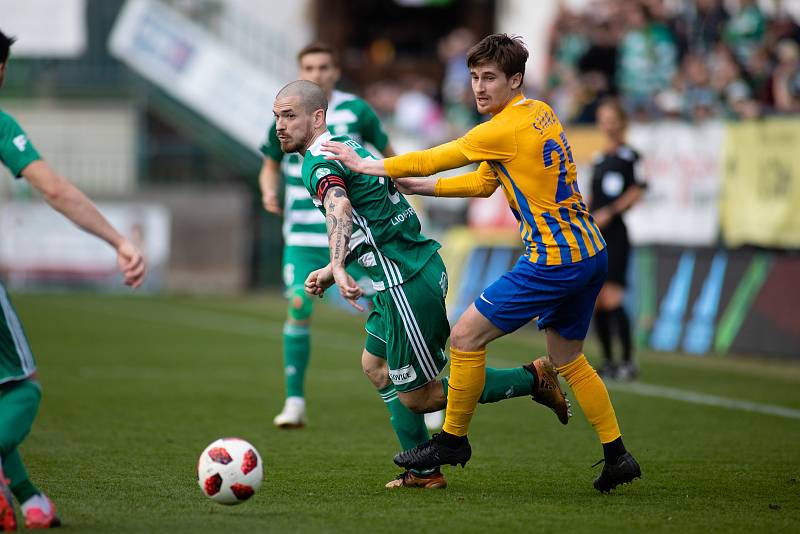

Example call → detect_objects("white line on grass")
607 381 800 420
487 356 800 421
50 298 800 420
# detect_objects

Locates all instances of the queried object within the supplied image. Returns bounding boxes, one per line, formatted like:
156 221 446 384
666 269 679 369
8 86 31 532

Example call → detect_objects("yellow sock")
557 354 621 443
442 347 486 437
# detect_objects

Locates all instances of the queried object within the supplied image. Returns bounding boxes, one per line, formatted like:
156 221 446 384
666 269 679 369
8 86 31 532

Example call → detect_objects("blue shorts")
474 249 607 340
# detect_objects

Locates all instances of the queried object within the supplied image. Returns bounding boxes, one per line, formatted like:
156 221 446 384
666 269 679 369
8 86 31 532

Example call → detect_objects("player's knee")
450 321 477 351
362 356 389 389
286 286 313 322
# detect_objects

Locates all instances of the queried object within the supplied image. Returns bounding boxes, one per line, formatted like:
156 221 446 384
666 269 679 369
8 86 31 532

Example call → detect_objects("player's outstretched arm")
323 140 470 179
22 160 146 288
322 185 364 311
396 162 500 198
433 162 500 198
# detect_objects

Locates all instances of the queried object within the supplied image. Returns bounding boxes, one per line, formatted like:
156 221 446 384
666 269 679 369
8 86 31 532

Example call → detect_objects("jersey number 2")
543 132 579 203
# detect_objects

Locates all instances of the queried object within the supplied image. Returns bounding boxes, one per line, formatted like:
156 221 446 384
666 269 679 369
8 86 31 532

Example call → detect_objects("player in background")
272 80 569 489
259 42 419 429
0 30 146 530
589 98 645 381
324 34 641 492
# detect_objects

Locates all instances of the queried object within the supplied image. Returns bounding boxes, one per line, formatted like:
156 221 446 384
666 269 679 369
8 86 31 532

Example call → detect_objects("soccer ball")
197 438 263 505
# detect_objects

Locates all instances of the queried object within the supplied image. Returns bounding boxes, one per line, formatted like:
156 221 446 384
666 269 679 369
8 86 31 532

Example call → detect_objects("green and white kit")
0 109 40 384
302 131 449 391
260 90 390 288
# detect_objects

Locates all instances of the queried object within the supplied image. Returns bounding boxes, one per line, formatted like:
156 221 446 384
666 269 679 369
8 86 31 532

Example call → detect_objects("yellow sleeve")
383 141 470 178
434 162 499 198
455 120 517 162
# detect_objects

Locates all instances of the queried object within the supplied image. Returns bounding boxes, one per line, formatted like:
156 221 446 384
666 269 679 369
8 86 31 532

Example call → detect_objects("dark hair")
597 96 628 126
466 34 528 82
0 29 16 64
297 42 338 67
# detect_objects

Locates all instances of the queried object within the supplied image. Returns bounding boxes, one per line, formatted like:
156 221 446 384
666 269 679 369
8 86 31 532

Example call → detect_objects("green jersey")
301 132 440 291
0 109 40 178
0 110 39 382
261 90 389 248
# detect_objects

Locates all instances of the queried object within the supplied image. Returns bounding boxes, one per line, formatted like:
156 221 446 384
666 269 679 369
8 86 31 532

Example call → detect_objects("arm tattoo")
324 187 353 269
326 213 338 241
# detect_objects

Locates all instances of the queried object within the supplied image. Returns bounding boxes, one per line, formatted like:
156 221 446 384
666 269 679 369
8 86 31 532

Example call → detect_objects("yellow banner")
722 118 800 248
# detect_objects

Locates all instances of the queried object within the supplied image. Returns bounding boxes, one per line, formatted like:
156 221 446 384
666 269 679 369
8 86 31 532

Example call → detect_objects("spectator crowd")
546 0 800 123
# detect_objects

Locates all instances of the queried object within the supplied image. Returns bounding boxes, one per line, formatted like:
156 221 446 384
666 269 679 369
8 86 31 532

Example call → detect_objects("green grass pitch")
10 292 800 532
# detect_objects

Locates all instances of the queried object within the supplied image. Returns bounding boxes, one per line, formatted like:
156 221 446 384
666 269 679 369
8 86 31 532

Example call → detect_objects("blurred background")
1 0 799 357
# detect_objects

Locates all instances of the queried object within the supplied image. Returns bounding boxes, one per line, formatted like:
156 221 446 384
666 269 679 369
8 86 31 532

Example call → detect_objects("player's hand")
262 188 282 215
322 141 365 173
116 239 146 289
305 265 334 296
332 266 365 312
593 207 613 229
393 177 417 195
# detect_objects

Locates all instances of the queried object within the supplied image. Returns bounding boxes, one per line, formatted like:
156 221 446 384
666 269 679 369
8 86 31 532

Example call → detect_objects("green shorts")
0 284 37 385
282 245 375 296
364 254 450 392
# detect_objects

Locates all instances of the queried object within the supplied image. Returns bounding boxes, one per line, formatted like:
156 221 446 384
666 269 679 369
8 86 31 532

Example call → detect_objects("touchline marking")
608 381 800 421
489 356 800 421
42 298 800 420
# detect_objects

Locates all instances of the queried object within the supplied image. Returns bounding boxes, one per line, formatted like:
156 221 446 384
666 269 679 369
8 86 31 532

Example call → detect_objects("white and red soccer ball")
197 438 263 505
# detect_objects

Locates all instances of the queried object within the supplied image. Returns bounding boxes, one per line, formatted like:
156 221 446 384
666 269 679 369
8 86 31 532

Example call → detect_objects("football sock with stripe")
378 385 435 475
3 448 39 504
282 322 310 398
442 347 486 437
557 354 622 444
441 366 534 404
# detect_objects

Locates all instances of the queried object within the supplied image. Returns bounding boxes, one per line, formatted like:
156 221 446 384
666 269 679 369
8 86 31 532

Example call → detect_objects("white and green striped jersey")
260 90 389 248
301 132 440 291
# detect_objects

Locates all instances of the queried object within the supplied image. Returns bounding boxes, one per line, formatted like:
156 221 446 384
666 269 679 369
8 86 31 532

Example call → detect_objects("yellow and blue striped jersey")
385 94 605 266
455 95 605 265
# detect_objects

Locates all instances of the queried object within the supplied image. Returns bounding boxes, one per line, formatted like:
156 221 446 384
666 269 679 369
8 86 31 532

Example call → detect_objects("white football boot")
424 409 445 431
273 396 307 429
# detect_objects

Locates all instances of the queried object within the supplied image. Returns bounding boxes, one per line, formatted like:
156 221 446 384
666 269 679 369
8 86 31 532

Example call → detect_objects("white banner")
0 0 87 58
0 201 169 287
625 121 723 246
108 0 281 152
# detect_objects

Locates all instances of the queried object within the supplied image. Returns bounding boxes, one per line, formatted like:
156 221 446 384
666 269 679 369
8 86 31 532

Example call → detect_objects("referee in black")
589 98 645 380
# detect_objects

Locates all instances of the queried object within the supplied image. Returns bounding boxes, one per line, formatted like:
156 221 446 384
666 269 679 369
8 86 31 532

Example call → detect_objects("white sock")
21 494 51 515
286 396 305 408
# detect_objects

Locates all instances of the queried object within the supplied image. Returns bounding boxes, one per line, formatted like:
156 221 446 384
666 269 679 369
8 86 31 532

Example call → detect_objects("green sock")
378 385 434 476
4 448 39 503
442 367 534 404
283 323 310 398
